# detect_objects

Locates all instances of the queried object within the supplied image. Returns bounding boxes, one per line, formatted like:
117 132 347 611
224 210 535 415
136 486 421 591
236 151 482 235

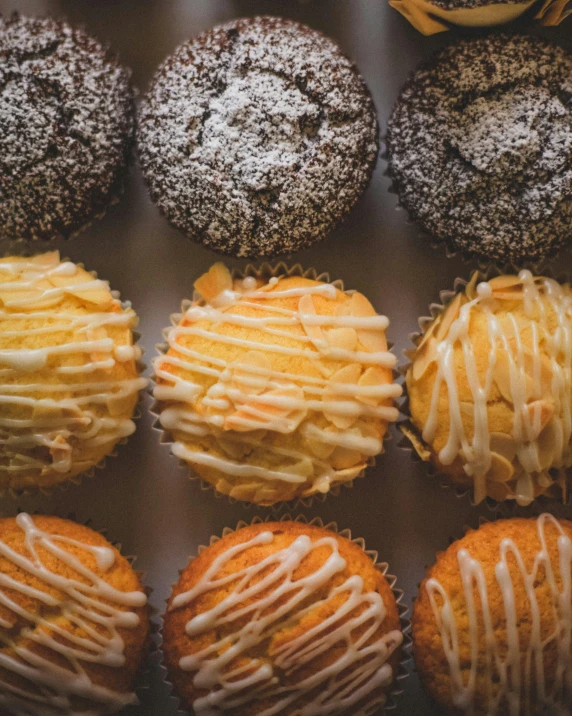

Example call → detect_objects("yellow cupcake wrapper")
158 512 412 716
151 262 399 512
0 247 148 498
388 0 568 34
397 263 570 510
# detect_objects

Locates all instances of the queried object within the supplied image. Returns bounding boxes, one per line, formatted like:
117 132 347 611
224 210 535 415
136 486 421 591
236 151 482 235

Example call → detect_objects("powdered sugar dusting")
0 14 134 241
137 16 379 258
387 35 572 263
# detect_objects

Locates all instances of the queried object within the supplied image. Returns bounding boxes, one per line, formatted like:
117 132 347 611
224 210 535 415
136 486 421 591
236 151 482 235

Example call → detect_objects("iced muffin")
388 0 569 35
413 515 572 714
403 271 572 505
0 513 149 714
163 520 404 715
0 252 147 490
153 263 401 505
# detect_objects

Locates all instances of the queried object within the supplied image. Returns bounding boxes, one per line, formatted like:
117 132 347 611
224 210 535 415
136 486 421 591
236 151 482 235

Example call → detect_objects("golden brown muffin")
0 513 150 714
153 263 400 505
403 271 572 506
413 515 572 715
0 251 147 490
388 0 568 35
163 520 404 715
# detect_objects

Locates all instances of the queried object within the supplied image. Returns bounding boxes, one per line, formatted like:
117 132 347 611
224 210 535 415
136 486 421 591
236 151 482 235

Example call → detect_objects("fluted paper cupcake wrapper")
158 513 411 716
0 244 149 499
381 140 572 271
8 507 157 714
396 263 570 511
150 262 399 512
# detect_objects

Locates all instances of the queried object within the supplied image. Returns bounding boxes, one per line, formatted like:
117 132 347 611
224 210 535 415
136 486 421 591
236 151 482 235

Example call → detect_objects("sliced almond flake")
107 393 136 417
537 420 562 471
224 384 306 432
325 327 358 351
515 471 535 505
350 292 387 354
465 272 480 301
435 293 462 342
322 363 362 429
486 479 513 502
282 457 314 478
412 332 438 382
493 351 534 404
331 446 363 470
489 275 524 292
194 263 233 303
230 351 272 396
306 435 337 460
522 400 554 440
486 452 515 483
357 366 389 406
490 432 517 462
298 293 326 348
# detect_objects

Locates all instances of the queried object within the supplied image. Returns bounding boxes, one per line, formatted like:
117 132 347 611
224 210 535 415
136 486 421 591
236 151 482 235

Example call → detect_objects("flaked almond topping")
298 294 326 349
435 293 463 342
493 351 534 404
350 292 388 353
323 363 362 429
522 400 554 441
230 351 272 396
357 366 389 406
331 446 363 470
224 384 306 433
400 424 431 461
325 327 358 351
486 452 515 483
490 432 517 463
488 275 524 292
194 263 233 304
49 268 113 307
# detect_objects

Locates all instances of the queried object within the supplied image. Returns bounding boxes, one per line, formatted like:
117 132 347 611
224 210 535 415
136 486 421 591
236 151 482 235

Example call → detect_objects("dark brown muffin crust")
137 16 379 258
387 35 572 264
0 13 134 241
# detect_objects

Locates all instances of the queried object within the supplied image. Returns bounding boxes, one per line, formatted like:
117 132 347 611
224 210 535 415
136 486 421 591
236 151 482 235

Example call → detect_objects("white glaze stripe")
170 530 403 715
426 514 572 715
0 514 147 715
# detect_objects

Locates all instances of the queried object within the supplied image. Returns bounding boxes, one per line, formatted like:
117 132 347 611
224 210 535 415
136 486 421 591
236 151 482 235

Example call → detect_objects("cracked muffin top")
153 263 401 505
0 513 149 715
387 35 572 264
137 16 379 258
0 13 134 241
163 520 403 715
403 270 572 506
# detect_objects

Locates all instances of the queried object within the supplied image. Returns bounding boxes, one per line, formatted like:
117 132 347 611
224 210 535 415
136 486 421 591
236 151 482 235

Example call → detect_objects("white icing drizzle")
0 513 147 715
426 514 572 716
169 530 403 715
0 253 147 482
420 271 572 505
154 268 400 496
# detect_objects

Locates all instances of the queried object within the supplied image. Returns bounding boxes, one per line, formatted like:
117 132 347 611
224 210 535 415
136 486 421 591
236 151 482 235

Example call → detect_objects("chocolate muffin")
0 14 134 242
0 513 150 714
163 521 404 715
413 515 572 715
387 35 572 264
137 16 379 258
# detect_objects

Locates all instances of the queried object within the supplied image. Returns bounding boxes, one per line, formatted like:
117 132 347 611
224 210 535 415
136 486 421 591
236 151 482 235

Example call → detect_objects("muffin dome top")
0 513 149 715
163 520 403 715
153 264 400 505
405 271 572 505
0 252 147 491
413 515 572 715
387 35 572 263
0 14 134 241
137 16 379 258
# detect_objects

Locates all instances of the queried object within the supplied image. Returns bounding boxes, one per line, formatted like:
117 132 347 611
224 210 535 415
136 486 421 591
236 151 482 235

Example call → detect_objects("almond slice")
225 384 306 432
537 420 562 471
323 364 362 429
487 452 514 483
435 293 462 342
490 432 517 463
350 293 387 353
230 351 272 396
412 333 438 382
357 366 389 406
49 267 113 307
464 272 479 301
298 294 325 348
522 400 554 441
488 275 523 292
331 446 363 470
194 263 233 303
493 351 534 404
325 327 358 351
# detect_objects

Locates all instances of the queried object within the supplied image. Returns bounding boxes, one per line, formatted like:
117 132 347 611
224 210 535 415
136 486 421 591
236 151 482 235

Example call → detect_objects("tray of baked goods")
0 0 571 714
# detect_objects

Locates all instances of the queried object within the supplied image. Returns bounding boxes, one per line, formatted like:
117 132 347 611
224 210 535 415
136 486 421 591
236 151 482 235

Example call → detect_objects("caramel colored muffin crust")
413 516 572 715
164 521 403 716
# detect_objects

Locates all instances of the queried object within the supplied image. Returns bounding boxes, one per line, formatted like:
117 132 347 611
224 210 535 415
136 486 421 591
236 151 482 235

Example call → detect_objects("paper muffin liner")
150 262 400 512
5 507 157 713
381 139 572 271
0 245 148 498
397 264 570 511
158 513 412 716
